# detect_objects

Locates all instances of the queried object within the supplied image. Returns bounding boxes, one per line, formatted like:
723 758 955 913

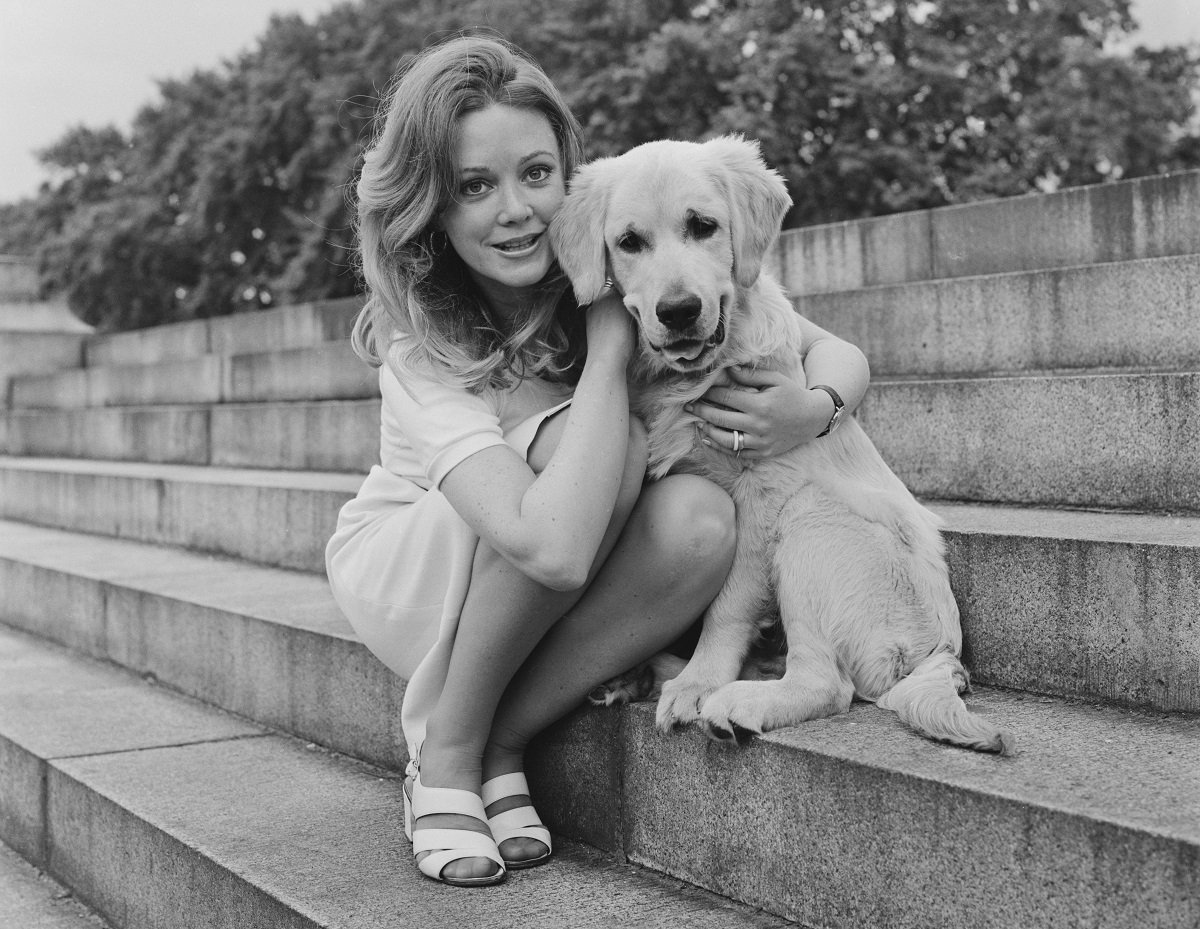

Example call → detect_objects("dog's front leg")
656 526 771 732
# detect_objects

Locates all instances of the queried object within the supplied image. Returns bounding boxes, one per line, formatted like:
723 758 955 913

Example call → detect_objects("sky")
1 0 1197 205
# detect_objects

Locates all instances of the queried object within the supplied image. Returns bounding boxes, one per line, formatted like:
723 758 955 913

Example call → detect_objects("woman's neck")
468 270 537 327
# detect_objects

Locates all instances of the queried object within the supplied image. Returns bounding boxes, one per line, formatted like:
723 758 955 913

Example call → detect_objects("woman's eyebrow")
458 150 557 174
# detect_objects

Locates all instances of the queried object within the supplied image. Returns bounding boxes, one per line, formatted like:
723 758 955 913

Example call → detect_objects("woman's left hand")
687 364 833 460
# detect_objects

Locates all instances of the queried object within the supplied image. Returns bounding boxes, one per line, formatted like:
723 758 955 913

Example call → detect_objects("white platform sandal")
481 771 552 870
403 769 506 887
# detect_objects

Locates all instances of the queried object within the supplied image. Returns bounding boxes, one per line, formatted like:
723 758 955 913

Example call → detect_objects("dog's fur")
551 136 1014 754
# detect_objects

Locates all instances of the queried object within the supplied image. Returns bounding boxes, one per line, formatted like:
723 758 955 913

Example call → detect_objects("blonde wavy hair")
352 34 587 391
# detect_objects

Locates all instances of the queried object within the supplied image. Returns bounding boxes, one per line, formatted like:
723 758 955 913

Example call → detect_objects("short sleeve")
379 361 507 489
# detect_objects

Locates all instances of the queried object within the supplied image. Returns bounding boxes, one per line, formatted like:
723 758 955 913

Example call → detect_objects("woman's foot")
405 754 505 887
480 764 552 869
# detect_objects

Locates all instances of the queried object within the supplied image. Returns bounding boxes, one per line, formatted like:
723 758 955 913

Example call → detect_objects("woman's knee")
638 474 736 573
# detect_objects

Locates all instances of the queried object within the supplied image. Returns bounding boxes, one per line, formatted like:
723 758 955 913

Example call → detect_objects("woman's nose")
497 184 533 224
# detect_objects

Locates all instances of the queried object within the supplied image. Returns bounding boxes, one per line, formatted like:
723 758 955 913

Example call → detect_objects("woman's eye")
461 179 488 196
526 165 553 183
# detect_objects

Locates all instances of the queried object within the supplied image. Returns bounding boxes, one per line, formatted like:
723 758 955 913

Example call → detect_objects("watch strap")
811 385 845 437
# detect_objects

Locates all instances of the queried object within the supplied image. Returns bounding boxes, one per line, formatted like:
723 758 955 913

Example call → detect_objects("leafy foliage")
4 0 1199 329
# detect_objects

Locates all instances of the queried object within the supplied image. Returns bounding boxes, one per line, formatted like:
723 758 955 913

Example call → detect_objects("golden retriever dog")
550 136 1014 754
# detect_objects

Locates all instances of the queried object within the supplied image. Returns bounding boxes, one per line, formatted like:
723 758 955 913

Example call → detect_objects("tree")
3 0 1198 329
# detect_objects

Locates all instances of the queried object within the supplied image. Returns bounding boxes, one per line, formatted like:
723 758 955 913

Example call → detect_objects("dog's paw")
698 681 772 744
655 675 718 731
588 662 657 707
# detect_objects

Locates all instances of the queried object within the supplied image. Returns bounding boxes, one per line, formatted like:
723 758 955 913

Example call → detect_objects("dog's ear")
550 159 613 304
704 135 791 288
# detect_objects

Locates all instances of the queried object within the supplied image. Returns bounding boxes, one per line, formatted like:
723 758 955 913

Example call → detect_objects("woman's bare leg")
477 474 735 864
413 412 736 881
412 412 646 880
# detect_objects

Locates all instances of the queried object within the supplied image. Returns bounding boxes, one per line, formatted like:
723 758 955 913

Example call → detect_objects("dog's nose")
656 296 702 331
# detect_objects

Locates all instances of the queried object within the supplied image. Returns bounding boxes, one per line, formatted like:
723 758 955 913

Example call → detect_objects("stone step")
0 626 797 929
82 297 361 367
0 520 403 770
795 252 1200 378
0 332 86 409
863 370 1200 513
3 621 1197 928
1 483 1195 741
770 168 1200 295
0 400 380 471
0 839 112 929
0 458 357 573
796 253 1200 379
10 342 378 410
4 366 1197 517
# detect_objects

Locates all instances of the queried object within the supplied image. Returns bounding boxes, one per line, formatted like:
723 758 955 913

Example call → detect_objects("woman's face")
440 104 565 314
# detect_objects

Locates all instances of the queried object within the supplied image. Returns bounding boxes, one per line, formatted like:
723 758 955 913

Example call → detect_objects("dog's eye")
688 215 719 239
616 231 646 253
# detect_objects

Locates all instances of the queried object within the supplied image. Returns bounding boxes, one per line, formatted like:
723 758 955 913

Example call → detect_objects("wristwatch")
811 385 845 437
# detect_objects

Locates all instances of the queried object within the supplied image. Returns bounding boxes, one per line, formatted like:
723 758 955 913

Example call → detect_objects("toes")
439 855 503 882
499 836 550 867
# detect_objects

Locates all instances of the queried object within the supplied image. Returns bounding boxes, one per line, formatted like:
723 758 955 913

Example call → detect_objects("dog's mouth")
653 301 727 373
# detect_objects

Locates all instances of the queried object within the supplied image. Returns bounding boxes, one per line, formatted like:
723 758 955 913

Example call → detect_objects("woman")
325 34 869 887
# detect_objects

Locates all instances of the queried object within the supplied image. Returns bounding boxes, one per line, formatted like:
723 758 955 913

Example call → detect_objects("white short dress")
325 356 572 758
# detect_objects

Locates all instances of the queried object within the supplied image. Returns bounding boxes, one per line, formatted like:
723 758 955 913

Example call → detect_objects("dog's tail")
877 652 1016 755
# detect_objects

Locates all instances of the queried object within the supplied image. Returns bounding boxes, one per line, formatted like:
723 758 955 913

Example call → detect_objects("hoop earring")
428 230 448 258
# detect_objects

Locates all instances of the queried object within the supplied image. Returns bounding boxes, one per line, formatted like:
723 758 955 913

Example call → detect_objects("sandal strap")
480 772 551 850
409 773 505 882
488 806 552 848
411 778 489 821
481 771 530 807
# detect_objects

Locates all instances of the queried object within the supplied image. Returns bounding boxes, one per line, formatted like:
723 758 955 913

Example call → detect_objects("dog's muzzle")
652 299 728 371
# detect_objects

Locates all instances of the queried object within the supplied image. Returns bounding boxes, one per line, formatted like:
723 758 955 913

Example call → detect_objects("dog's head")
550 136 790 374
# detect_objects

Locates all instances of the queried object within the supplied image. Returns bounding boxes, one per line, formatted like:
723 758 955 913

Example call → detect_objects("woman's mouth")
491 232 543 257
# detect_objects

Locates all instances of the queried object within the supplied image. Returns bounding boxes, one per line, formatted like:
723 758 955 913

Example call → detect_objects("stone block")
0 461 358 573
209 399 379 472
3 407 211 463
774 169 1200 295
0 332 85 408
84 319 209 368
796 253 1200 377
226 343 377 403
207 297 361 357
9 369 89 409
941 504 1200 711
861 372 1200 512
87 356 224 407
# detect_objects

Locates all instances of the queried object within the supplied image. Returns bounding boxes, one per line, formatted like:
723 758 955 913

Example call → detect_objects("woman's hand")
687 364 834 460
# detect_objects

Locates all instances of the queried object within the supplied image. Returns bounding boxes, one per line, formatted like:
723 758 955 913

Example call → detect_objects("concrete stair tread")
0 455 362 489
0 521 1197 836
3 531 1199 924
804 247 1200 293
0 840 111 929
0 518 350 637
2 476 1198 720
773 169 1200 295
933 500 1200 546
874 365 1200 383
0 627 792 929
10 342 377 409
3 620 1199 926
794 251 1200 377
83 297 361 367
1 399 380 472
